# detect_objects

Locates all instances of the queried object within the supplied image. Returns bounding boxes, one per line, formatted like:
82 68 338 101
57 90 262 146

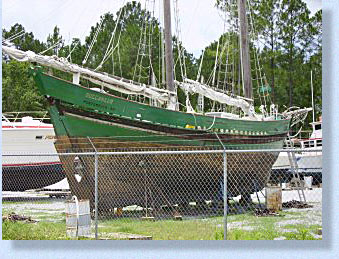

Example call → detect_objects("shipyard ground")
2 187 322 240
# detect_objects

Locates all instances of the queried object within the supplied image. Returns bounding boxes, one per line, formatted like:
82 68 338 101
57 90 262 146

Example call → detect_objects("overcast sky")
2 0 321 57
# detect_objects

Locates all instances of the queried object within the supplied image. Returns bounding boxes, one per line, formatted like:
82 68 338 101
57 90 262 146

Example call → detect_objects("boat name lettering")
83 100 114 112
85 93 114 104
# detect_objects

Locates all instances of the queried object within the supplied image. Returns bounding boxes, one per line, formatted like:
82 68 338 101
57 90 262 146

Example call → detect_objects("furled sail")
2 46 172 104
176 78 254 116
3 45 256 116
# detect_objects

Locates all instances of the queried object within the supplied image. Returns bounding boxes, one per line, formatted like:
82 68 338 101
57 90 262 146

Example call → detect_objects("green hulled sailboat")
2 0 308 211
32 65 289 149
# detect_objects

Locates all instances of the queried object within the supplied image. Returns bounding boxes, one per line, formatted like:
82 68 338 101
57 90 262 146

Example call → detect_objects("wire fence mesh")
2 148 322 240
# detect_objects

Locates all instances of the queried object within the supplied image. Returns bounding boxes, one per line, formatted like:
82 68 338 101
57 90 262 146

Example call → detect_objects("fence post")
94 151 98 240
214 132 228 240
88 137 98 240
223 150 228 240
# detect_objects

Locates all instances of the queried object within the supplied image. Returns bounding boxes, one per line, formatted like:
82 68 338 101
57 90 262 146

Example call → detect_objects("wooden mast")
163 0 176 110
238 0 253 100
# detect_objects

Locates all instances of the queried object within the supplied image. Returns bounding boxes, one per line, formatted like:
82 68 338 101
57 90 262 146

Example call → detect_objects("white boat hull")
2 118 65 191
271 150 322 184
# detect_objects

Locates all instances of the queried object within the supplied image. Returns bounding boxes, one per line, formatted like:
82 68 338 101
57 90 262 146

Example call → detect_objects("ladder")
285 139 307 203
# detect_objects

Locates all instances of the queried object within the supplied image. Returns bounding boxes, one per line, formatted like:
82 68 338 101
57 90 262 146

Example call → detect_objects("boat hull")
271 151 322 184
56 146 279 210
2 123 65 191
2 162 65 191
48 104 283 211
32 67 290 211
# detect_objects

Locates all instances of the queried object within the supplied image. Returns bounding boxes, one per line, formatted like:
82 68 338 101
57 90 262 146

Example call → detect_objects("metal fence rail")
2 148 322 240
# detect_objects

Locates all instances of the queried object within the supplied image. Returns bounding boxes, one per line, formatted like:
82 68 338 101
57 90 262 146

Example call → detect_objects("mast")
163 0 176 110
311 70 315 123
161 29 166 86
238 0 253 100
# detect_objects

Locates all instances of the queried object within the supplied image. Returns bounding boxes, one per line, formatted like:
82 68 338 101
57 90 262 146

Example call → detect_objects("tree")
278 0 312 107
310 10 322 119
250 0 281 102
2 60 47 112
2 23 45 53
215 0 321 117
46 26 64 56
59 38 87 65
77 1 196 109
2 1 321 119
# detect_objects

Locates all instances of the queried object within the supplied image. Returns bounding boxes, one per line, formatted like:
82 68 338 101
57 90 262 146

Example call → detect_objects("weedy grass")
2 221 69 240
215 227 281 240
2 210 321 240
99 218 222 240
283 228 318 240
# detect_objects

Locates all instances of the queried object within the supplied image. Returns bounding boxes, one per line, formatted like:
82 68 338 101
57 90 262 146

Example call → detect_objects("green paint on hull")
32 66 289 150
54 110 284 149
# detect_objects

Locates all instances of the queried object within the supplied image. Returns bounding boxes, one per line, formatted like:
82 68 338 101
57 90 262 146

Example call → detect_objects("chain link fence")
2 148 322 240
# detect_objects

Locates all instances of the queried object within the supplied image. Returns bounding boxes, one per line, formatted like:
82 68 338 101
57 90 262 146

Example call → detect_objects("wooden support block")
141 216 155 221
95 233 153 240
173 215 182 221
116 207 123 216
266 186 282 212
128 235 153 240
173 210 182 220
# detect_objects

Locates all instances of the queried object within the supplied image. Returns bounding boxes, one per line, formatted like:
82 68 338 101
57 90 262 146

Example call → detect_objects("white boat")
2 112 65 191
272 118 322 184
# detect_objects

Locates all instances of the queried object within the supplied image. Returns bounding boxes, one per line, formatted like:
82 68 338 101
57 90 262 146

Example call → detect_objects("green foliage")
46 26 64 56
2 60 47 112
216 0 322 124
2 23 46 53
2 221 68 240
215 227 279 240
2 216 321 240
283 227 317 240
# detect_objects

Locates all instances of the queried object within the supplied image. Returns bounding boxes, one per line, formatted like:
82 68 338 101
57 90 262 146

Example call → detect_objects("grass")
215 227 280 240
215 227 319 240
283 228 318 240
282 224 322 240
3 219 321 240
2 209 322 240
98 218 222 240
2 221 68 240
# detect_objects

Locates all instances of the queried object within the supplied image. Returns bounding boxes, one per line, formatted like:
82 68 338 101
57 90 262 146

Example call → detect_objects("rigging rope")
174 0 187 80
82 16 104 65
96 1 126 70
39 39 63 55
196 49 205 81
247 0 272 111
174 0 192 112
132 0 156 86
5 30 25 42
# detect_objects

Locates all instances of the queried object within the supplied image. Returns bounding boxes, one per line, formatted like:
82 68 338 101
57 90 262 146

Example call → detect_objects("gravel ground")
2 193 66 222
277 202 322 227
